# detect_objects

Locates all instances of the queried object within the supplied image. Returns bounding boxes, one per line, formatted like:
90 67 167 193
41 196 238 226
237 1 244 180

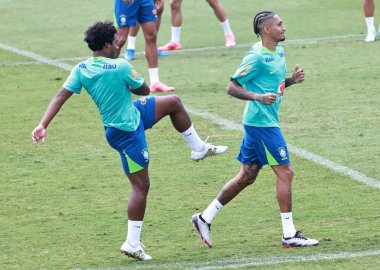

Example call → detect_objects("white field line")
79 250 380 270
1 34 364 66
1 34 379 190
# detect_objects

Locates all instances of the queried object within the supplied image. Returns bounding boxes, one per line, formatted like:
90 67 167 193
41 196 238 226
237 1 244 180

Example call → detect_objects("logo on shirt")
120 15 127 26
103 64 117 70
131 69 138 80
265 56 275 63
238 65 252 77
278 51 284 57
278 147 287 160
79 63 87 68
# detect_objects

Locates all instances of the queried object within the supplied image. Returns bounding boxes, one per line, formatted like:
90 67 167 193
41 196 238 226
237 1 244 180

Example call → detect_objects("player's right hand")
32 124 47 144
259 93 277 105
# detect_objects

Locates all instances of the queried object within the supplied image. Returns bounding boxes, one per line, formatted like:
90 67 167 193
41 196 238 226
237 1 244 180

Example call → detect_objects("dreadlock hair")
84 21 117 51
253 11 276 37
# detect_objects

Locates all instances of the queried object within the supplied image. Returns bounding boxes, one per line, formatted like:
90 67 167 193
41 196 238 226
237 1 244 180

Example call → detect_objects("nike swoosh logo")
184 132 192 137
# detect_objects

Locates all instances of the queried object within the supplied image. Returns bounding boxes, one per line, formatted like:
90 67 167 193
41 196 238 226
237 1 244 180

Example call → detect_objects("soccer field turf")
0 0 379 269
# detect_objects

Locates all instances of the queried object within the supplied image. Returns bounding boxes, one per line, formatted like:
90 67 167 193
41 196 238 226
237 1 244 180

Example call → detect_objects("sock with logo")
281 212 297 238
127 220 143 247
181 124 204 151
220 19 233 35
202 198 223 224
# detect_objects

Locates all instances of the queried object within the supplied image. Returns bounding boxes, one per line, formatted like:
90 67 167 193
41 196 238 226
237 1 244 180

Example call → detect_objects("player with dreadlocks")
191 11 319 249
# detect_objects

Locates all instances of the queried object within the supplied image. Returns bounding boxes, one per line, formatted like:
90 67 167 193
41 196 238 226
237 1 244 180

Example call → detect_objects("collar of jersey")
93 56 106 61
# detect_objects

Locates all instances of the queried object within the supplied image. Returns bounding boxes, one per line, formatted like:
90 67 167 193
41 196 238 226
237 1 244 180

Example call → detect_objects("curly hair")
84 21 117 51
253 11 276 37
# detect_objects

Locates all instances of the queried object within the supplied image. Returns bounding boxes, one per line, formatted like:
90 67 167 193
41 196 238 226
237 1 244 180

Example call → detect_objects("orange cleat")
158 41 182 51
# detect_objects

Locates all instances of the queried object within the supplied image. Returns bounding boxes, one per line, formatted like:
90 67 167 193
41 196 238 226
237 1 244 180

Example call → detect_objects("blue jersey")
63 57 144 132
231 42 286 127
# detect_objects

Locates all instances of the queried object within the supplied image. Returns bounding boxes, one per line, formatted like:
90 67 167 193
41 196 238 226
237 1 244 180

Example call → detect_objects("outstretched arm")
285 64 305 88
227 80 277 105
31 88 73 144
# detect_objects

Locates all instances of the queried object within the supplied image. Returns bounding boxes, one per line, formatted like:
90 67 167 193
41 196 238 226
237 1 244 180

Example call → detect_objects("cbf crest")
120 15 127 26
141 148 150 163
278 147 288 160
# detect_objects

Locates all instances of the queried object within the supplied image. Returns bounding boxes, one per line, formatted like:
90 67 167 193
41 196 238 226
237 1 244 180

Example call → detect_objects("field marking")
1 36 379 190
79 250 380 270
1 34 364 66
187 108 380 189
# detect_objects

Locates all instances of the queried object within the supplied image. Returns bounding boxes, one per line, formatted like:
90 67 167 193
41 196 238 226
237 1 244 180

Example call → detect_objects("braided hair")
253 11 276 37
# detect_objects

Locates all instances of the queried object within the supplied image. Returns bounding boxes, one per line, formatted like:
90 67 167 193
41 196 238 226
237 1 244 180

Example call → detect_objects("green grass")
1 0 379 269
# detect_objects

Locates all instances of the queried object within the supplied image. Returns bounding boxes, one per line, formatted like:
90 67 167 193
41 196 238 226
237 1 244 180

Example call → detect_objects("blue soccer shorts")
237 125 290 168
105 96 156 174
114 0 158 28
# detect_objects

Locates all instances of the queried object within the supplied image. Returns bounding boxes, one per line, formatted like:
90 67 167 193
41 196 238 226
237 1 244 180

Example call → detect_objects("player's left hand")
32 124 47 144
292 64 305 83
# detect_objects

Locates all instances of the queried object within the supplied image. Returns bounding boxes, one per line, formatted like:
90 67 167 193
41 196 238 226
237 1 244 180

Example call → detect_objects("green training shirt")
63 57 144 132
231 42 286 127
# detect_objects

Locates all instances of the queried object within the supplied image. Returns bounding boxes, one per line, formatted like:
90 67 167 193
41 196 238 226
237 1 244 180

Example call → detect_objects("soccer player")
363 0 379 42
31 21 228 261
114 0 174 92
158 0 236 51
191 11 319 249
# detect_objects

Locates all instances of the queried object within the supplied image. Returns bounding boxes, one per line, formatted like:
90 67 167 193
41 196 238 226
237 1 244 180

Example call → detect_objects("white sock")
280 212 297 238
220 19 233 36
365 17 376 33
127 36 137 50
148 68 159 84
127 220 143 247
181 124 204 151
202 199 223 224
171 27 181 43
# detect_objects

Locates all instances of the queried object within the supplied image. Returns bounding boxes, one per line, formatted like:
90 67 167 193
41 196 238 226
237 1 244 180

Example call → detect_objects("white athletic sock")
365 17 376 33
280 212 297 238
148 68 159 84
220 19 233 36
171 26 181 43
127 220 143 247
181 124 204 151
202 198 223 224
127 36 137 50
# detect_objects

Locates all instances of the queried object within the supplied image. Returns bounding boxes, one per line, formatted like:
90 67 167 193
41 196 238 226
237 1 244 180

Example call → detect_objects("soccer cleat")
365 31 376 42
191 138 228 161
150 81 175 92
225 34 236 47
191 213 212 248
120 241 152 261
158 41 182 51
282 231 319 248
124 49 135 61
157 50 169 57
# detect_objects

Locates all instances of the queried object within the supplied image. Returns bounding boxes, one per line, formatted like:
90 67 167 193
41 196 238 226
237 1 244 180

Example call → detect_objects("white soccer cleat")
282 231 319 248
191 213 212 248
191 138 228 161
120 241 152 261
365 31 376 42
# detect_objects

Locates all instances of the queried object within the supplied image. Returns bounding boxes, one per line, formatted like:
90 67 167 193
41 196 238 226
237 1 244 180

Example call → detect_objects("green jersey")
231 42 286 127
63 57 144 132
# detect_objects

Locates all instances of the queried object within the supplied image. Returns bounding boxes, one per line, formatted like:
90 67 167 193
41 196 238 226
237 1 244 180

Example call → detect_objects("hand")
258 93 278 104
123 0 134 3
292 64 305 83
32 124 47 144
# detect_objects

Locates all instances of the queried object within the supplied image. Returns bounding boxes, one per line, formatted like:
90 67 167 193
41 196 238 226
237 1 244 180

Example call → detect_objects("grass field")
1 0 379 269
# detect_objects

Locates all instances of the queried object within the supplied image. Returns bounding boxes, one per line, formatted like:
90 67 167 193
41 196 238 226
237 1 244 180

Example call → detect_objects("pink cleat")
225 34 236 47
158 41 182 51
150 81 175 92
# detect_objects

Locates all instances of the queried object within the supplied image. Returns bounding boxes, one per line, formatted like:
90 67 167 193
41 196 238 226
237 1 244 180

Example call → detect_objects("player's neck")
262 39 277 52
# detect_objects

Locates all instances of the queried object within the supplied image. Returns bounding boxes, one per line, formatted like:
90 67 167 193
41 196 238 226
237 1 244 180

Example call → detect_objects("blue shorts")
114 0 158 28
237 125 290 168
105 96 156 174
